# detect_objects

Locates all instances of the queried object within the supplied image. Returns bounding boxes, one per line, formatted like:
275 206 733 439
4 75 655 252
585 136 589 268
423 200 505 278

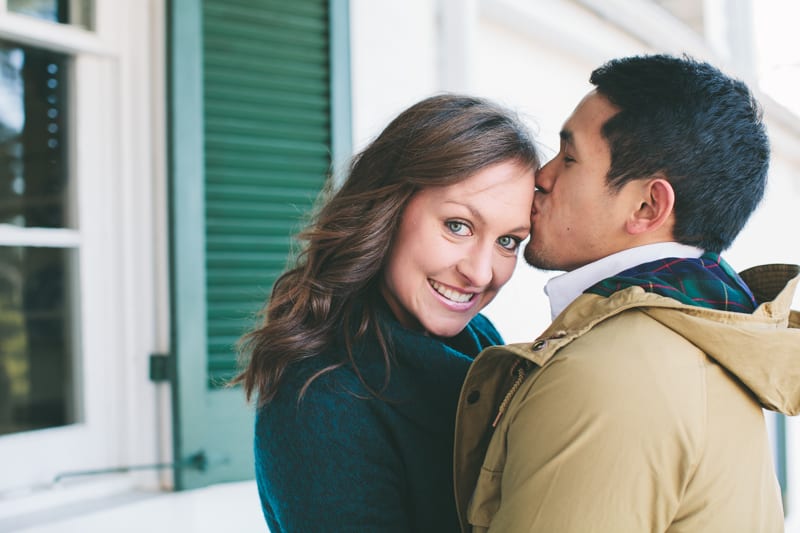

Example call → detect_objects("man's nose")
535 158 557 192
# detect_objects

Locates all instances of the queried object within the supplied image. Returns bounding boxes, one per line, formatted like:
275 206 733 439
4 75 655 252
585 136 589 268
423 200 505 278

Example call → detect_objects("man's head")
525 54 770 272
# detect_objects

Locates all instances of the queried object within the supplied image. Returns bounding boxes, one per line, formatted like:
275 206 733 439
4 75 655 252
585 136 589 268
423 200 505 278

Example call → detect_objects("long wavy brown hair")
233 94 539 405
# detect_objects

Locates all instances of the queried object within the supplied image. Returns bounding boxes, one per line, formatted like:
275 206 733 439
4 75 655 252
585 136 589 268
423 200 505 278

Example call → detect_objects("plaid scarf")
585 252 758 313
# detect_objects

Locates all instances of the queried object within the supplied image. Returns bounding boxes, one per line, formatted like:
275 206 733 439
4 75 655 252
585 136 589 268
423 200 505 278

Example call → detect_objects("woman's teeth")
430 280 473 303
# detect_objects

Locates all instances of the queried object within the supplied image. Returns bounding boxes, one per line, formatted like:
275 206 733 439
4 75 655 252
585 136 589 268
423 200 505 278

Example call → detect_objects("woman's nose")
456 245 494 288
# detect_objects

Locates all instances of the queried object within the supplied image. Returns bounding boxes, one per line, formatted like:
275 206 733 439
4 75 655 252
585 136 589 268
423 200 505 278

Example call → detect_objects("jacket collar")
495 263 800 415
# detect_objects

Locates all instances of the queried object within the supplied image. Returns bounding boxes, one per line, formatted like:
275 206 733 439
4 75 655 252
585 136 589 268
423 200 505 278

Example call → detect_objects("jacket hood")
525 264 800 416
643 264 800 415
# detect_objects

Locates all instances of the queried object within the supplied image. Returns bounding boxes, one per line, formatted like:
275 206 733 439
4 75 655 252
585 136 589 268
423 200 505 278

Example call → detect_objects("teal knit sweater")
254 304 503 532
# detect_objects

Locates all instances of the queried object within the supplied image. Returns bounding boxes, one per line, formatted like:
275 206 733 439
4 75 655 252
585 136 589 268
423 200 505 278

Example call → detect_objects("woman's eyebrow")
443 200 485 224
442 200 530 233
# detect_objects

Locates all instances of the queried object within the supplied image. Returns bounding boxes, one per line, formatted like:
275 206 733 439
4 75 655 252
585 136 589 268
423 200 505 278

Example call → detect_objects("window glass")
0 246 78 436
8 0 94 30
0 40 70 229
0 39 78 437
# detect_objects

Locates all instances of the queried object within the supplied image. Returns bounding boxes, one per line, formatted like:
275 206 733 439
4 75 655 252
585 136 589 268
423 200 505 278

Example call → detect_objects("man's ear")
625 177 675 236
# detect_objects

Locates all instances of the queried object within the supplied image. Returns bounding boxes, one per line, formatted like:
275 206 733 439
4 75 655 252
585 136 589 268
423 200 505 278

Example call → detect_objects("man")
454 54 800 532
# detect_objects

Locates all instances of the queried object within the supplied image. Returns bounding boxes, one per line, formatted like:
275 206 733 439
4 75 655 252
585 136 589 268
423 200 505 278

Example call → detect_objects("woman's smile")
429 279 476 305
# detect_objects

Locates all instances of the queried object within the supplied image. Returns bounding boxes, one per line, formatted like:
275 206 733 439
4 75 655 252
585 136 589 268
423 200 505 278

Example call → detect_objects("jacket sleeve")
484 348 700 533
255 380 412 533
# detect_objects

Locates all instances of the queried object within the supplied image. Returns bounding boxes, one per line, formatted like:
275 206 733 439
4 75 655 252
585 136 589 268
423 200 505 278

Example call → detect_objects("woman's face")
381 160 535 337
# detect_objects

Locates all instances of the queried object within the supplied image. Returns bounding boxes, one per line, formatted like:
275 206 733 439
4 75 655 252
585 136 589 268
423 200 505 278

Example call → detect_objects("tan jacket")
454 264 800 533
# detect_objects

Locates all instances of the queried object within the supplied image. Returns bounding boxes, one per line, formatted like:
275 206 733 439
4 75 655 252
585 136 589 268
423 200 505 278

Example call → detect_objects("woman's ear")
625 177 675 236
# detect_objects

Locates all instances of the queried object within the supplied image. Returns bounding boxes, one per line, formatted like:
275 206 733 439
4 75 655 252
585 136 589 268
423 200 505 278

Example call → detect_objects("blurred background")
0 0 798 531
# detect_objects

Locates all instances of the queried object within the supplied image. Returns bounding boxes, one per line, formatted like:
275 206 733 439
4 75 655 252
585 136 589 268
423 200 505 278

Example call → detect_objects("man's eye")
564 155 576 164
497 235 521 251
446 220 471 236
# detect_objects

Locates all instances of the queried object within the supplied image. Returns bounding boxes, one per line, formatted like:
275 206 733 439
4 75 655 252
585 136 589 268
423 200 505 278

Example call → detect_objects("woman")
235 94 539 532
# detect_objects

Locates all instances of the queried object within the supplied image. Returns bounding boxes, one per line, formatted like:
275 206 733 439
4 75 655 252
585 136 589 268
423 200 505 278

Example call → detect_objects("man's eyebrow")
559 129 574 146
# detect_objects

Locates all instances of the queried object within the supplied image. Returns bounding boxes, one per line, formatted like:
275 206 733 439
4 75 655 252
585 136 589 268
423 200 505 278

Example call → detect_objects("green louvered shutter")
204 0 331 385
169 0 348 490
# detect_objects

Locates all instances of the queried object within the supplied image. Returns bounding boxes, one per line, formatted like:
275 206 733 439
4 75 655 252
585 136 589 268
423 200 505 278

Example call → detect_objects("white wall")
727 113 800 272
349 0 440 152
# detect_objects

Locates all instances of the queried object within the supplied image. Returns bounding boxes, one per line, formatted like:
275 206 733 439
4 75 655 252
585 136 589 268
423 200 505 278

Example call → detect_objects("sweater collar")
544 242 704 320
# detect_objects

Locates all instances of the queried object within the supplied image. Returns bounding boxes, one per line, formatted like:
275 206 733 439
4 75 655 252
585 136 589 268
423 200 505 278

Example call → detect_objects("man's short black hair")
590 54 770 252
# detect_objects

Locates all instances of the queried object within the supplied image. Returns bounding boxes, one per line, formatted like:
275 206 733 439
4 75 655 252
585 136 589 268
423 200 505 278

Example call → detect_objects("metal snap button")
532 340 546 351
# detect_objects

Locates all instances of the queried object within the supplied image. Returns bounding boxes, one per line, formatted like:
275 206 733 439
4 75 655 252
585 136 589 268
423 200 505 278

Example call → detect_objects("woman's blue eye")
446 220 470 235
497 235 520 251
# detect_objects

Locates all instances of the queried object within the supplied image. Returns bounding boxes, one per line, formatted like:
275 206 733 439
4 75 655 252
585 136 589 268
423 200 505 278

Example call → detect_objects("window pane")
7 0 94 30
0 40 71 229
0 246 78 436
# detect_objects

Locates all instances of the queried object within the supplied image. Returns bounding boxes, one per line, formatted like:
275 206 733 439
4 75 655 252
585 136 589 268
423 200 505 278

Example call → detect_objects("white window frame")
0 0 169 519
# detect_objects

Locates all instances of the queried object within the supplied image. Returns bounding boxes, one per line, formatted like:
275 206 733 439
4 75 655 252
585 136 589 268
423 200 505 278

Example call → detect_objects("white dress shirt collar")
544 242 705 320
